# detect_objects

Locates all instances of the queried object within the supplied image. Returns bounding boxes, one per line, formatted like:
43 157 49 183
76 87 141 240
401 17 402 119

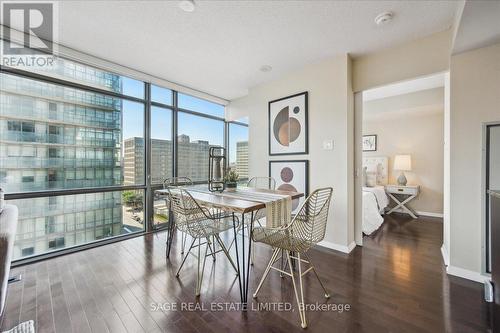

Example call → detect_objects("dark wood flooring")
0 214 492 332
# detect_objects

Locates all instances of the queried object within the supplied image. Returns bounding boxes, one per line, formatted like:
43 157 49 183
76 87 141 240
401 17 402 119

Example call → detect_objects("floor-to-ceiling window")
177 93 225 182
228 120 249 183
1 49 238 262
1 57 147 261
150 85 174 230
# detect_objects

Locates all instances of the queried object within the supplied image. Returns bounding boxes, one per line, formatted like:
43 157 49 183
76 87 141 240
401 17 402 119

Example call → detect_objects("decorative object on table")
362 134 377 152
268 91 308 155
393 154 412 186
385 185 420 218
269 160 309 213
208 146 226 192
224 168 239 192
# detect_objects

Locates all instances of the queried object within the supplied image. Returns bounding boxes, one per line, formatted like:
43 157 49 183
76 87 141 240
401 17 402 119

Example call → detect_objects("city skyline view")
0 56 248 260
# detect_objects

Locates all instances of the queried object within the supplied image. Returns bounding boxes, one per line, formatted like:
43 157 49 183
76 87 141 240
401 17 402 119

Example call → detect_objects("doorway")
354 73 447 246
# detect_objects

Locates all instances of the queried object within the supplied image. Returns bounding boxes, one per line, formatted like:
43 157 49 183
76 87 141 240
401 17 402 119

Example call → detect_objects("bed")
362 157 390 235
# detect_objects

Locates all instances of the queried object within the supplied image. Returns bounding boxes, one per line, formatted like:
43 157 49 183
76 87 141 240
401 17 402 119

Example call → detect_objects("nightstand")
384 185 420 218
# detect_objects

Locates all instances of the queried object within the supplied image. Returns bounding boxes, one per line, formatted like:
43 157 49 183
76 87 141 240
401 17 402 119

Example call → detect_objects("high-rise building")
124 135 213 184
236 141 249 179
0 65 128 259
123 137 173 184
177 134 211 181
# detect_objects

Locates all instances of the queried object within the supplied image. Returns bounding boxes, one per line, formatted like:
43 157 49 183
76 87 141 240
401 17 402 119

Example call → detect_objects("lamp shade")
394 154 412 171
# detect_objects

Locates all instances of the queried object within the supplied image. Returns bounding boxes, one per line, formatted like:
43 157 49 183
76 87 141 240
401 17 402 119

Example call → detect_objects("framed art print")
269 160 309 213
363 134 377 152
268 92 308 155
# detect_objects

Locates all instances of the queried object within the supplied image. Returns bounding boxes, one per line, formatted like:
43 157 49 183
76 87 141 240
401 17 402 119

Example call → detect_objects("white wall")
490 126 500 190
352 29 452 92
443 72 451 266
228 55 355 251
449 42 500 278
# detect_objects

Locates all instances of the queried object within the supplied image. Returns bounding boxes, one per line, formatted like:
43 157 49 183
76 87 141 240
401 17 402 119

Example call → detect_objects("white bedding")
362 186 389 235
363 186 389 214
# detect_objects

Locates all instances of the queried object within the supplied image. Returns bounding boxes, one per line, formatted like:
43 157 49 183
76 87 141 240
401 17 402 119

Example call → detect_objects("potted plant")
224 169 239 192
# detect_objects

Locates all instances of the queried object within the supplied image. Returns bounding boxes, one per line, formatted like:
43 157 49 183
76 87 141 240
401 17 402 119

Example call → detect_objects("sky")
121 93 247 163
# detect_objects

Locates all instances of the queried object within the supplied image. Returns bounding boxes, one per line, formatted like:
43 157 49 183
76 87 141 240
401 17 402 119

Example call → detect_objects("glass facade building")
0 48 248 262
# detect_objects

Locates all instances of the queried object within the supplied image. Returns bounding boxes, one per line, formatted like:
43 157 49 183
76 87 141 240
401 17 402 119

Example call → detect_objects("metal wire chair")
243 176 277 265
252 187 333 329
167 187 239 296
247 177 276 190
163 177 193 254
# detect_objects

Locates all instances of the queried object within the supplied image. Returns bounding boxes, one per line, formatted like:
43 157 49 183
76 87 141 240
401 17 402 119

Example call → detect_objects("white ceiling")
363 73 445 102
363 87 444 120
12 1 460 100
452 0 500 55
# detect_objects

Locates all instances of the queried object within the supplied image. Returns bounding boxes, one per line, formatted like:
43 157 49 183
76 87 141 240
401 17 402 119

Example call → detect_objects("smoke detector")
375 11 394 25
179 0 196 12
260 65 273 73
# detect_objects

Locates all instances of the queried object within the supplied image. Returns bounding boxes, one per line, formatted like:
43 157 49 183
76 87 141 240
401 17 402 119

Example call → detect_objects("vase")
226 182 237 192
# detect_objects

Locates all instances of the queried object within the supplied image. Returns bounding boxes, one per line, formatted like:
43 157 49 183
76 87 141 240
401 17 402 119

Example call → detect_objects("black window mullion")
224 121 229 170
173 91 179 178
145 82 152 232
0 66 145 104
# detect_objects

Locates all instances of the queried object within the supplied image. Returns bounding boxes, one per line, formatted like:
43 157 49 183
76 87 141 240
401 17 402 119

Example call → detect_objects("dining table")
155 185 304 308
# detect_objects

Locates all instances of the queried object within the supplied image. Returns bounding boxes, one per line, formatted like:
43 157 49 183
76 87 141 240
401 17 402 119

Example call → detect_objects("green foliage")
122 191 143 207
224 168 239 183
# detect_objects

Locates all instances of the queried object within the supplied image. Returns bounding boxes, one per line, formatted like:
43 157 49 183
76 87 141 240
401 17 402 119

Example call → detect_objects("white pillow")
366 172 377 187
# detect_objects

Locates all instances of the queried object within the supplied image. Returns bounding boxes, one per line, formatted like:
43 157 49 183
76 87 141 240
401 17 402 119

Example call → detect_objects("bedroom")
360 74 445 238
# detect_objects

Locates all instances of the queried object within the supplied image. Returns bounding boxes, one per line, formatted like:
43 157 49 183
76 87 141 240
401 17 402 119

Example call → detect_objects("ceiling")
363 73 445 102
6 1 460 100
363 73 445 119
363 87 444 120
452 0 500 55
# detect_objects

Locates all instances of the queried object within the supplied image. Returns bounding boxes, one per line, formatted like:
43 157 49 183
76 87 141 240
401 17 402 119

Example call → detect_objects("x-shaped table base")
387 193 419 219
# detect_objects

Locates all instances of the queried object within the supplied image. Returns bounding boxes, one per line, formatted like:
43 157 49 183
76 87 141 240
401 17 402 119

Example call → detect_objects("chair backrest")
163 177 193 189
166 187 208 238
290 187 333 248
247 177 276 190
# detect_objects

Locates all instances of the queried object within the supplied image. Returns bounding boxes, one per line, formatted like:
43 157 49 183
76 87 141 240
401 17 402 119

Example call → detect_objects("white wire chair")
163 177 193 254
167 187 239 296
252 187 334 329
247 177 276 190
242 176 277 265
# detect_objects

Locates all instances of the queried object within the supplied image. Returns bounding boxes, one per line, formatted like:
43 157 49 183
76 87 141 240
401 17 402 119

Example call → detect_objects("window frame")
1 56 241 265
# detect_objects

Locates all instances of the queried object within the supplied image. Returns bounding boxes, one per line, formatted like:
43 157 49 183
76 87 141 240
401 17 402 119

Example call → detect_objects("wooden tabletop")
155 186 303 214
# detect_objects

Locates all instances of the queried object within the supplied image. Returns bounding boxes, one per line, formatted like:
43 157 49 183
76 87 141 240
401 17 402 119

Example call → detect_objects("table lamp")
394 154 412 186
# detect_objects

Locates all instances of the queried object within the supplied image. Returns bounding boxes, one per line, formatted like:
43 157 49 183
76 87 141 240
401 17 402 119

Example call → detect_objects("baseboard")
447 265 489 283
318 240 356 254
416 211 444 218
440 244 449 266
389 207 443 218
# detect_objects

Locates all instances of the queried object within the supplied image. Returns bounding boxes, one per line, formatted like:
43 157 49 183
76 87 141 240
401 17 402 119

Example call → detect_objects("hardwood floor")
1 214 491 332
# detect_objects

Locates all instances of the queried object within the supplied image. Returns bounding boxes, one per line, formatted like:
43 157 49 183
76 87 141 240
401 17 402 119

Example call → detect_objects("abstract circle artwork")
273 106 302 147
269 92 308 155
280 167 294 183
270 160 308 213
278 183 300 210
